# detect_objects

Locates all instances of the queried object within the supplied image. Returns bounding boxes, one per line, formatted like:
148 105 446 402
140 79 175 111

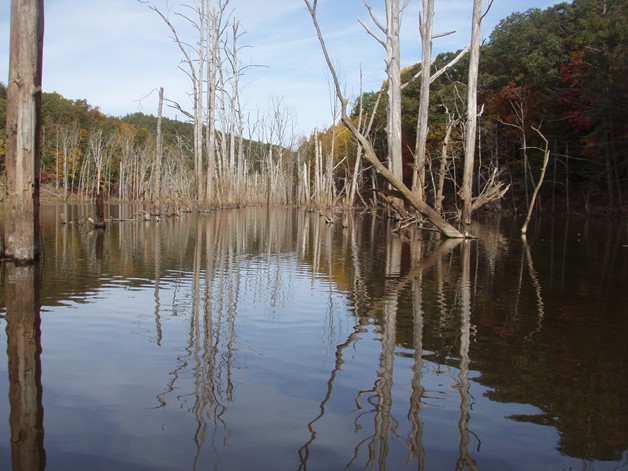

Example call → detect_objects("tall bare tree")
205 1 229 204
460 0 483 232
521 126 551 236
149 2 205 202
154 87 164 204
359 0 406 210
3 0 44 261
412 0 434 200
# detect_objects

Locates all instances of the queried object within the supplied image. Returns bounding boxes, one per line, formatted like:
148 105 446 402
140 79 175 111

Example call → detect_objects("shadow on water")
0 203 626 470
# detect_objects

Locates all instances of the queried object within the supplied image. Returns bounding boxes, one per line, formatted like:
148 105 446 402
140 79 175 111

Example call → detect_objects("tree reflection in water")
4 263 46 471
2 206 625 470
298 219 471 470
155 213 246 467
456 242 479 471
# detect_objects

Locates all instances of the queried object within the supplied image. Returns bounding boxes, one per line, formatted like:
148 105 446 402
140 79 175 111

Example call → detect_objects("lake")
1 204 627 471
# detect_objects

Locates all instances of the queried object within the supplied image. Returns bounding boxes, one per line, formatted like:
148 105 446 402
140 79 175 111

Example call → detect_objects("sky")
1 0 565 137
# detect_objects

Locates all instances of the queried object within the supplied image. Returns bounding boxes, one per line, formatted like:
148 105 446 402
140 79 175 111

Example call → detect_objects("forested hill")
0 83 194 173
345 0 626 213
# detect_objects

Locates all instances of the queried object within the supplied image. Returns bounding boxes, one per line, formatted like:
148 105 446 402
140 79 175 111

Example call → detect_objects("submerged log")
86 217 106 229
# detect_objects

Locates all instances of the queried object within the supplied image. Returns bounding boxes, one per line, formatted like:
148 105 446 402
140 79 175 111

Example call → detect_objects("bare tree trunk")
54 128 60 190
229 22 240 182
435 112 456 215
385 0 403 186
205 1 228 205
149 4 204 203
196 0 206 203
96 193 106 225
63 129 69 200
460 0 482 232
60 122 80 201
360 0 404 211
348 70 366 207
3 0 44 261
154 86 164 205
413 0 434 199
521 126 551 236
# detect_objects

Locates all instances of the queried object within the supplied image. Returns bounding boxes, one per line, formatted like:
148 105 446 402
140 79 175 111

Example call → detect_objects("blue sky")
1 0 565 136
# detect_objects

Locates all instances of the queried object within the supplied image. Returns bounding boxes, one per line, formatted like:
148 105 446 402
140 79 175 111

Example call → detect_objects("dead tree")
434 108 458 215
3 0 44 261
413 0 435 199
521 126 551 236
411 0 459 202
304 0 465 238
359 0 408 212
149 3 205 202
153 87 164 206
460 0 483 232
205 1 229 204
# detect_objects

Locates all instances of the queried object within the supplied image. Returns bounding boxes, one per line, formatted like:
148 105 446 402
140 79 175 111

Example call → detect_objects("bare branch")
149 5 198 84
358 18 386 48
433 30 455 39
165 98 194 120
175 8 201 33
481 0 495 21
471 167 510 211
363 0 386 34
401 45 469 90
303 0 348 108
429 45 469 83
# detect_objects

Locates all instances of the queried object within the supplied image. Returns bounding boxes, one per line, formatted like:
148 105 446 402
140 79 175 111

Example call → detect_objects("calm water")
0 205 627 471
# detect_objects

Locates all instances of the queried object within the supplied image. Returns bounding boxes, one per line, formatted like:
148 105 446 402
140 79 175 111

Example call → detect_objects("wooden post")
3 0 44 262
95 192 106 226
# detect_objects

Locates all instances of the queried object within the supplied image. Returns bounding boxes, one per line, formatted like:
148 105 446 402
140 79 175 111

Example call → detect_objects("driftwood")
86 217 106 229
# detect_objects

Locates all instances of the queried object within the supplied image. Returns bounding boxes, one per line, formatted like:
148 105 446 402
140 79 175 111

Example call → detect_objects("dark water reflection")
0 205 627 470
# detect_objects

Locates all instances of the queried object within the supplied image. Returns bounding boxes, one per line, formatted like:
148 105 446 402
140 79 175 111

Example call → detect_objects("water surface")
1 205 626 470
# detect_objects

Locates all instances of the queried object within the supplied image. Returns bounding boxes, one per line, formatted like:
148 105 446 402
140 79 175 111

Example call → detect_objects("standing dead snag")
304 0 466 238
359 0 406 212
521 125 551 237
413 0 435 200
3 0 44 262
460 0 483 233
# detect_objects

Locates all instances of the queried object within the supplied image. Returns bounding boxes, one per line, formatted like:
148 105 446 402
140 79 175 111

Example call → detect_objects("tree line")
1 0 625 215
303 0 626 216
